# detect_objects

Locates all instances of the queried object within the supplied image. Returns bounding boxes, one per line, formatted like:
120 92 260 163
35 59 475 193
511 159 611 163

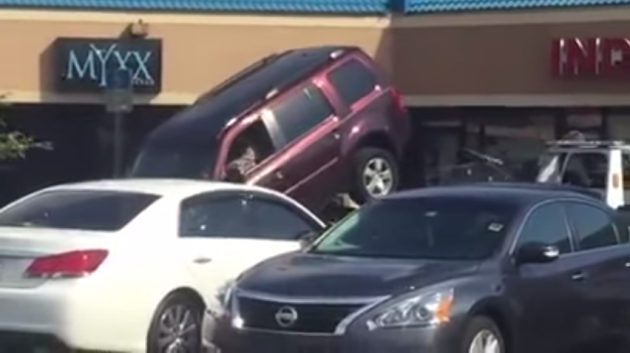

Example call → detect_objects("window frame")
0 189 160 232
510 200 575 256
268 82 335 146
249 192 325 235
562 200 621 252
326 57 378 108
559 150 609 188
177 190 250 238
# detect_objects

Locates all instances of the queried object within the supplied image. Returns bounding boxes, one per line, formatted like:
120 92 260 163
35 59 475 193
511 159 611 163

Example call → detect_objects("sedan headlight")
367 288 454 330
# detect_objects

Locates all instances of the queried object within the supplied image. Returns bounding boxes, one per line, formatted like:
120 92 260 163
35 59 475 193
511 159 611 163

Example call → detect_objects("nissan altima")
210 183 630 353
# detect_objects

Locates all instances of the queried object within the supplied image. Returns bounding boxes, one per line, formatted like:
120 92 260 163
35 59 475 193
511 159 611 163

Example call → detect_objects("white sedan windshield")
0 190 160 232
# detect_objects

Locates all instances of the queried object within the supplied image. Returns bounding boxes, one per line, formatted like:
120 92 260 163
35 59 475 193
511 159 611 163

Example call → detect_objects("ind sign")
53 38 162 94
551 37 630 78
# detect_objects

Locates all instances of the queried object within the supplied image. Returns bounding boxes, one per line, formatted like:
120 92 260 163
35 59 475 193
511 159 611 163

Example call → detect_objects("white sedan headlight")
367 288 454 330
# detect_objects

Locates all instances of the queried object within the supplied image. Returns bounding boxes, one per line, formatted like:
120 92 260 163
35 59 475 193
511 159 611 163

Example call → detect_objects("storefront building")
1 0 630 200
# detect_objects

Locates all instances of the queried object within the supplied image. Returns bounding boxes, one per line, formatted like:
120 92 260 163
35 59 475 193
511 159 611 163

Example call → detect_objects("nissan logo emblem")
275 306 298 328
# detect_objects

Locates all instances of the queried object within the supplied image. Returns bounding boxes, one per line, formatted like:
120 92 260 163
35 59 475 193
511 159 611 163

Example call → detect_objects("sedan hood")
237 253 481 298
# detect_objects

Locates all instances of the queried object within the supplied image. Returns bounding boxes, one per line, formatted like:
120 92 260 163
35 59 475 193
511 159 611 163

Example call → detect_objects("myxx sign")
53 38 162 94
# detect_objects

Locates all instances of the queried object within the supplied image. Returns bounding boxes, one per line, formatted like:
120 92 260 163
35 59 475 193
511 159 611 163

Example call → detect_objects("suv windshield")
312 197 518 260
0 190 159 231
130 142 218 179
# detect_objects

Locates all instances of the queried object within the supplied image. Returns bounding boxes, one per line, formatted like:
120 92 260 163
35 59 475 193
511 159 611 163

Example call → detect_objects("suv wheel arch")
355 132 398 158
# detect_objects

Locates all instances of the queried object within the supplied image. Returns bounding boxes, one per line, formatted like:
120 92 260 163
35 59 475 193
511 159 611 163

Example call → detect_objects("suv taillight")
25 249 108 278
391 89 407 114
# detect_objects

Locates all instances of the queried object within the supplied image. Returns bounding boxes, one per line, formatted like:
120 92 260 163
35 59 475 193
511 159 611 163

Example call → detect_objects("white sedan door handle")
193 257 212 264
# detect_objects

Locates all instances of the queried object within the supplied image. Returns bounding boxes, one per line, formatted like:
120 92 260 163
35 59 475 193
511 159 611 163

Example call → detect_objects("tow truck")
537 139 628 209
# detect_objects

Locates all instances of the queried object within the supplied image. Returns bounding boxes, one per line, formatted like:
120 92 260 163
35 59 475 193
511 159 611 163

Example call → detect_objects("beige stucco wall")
5 5 630 106
0 10 390 104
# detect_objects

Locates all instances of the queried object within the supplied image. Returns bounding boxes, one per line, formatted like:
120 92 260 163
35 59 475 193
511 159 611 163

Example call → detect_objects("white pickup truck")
537 139 629 209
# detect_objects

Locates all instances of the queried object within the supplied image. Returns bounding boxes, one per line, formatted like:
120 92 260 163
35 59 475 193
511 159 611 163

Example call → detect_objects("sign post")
105 68 133 178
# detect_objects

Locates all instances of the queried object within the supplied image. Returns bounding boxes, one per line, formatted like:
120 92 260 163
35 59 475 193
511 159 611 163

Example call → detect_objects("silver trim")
237 288 384 305
233 289 390 335
333 295 390 335
230 326 339 337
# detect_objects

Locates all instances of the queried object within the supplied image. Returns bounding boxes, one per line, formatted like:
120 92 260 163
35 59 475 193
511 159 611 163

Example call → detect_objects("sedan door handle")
624 262 630 268
275 171 284 180
571 272 588 281
193 257 213 264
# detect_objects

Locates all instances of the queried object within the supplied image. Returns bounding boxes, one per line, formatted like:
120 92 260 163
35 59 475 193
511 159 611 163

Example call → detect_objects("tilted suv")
211 183 630 353
130 46 410 212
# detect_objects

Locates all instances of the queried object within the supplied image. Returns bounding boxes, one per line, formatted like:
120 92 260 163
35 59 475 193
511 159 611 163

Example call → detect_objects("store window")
413 108 558 185
560 109 606 140
462 111 556 182
607 110 630 142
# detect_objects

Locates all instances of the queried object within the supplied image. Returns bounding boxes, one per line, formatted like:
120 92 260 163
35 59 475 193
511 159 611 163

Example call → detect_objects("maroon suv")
130 46 410 211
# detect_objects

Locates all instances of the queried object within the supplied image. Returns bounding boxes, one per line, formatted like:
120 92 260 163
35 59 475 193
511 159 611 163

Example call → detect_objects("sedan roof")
384 182 598 207
41 179 275 199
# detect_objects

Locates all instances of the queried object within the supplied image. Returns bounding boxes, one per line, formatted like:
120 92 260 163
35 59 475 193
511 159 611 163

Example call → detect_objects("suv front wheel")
349 147 399 204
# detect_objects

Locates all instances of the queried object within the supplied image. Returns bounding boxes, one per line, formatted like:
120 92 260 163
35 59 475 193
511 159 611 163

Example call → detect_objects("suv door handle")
275 171 284 180
193 257 212 264
571 271 588 281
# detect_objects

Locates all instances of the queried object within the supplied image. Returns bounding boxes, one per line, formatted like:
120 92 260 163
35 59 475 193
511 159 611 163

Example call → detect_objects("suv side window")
249 197 319 240
327 59 377 106
561 152 607 188
179 193 252 238
516 203 572 254
565 202 618 250
271 84 334 145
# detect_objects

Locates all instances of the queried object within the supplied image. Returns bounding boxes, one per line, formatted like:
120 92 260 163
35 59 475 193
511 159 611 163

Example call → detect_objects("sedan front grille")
237 296 366 334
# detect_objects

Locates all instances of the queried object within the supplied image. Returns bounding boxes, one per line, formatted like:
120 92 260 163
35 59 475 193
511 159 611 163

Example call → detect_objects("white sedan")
0 179 325 353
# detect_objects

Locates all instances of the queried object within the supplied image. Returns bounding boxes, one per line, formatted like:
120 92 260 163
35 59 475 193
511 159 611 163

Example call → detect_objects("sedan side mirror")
297 230 319 250
514 242 560 265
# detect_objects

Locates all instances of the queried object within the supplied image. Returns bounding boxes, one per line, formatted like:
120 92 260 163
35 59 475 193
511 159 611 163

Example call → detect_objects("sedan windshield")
0 190 160 231
312 197 518 260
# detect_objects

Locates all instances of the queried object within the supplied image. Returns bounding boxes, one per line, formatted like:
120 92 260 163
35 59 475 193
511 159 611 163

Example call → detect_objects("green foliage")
0 96 51 160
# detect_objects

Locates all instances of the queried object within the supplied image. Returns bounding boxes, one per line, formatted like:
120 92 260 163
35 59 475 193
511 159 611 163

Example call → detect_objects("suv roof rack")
546 140 627 148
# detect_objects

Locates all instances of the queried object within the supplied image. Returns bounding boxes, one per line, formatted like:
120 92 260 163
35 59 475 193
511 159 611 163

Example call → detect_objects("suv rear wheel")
349 147 399 204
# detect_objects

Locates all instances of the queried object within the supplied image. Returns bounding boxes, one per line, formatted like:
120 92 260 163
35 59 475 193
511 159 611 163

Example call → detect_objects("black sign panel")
53 38 162 94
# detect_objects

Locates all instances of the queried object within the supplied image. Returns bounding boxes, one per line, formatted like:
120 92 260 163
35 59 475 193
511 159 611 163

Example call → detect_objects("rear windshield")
311 197 518 261
0 190 160 232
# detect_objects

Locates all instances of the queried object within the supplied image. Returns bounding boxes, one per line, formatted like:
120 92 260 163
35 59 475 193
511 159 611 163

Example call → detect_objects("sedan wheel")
468 329 501 353
461 317 505 353
148 295 202 353
158 304 199 353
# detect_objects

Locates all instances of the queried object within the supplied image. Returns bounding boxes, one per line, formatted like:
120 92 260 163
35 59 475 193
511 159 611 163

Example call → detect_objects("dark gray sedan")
209 183 630 353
